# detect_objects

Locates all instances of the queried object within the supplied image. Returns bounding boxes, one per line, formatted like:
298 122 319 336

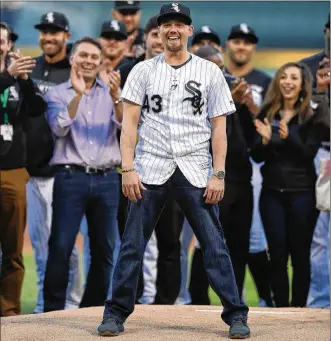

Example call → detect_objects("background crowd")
0 1 329 317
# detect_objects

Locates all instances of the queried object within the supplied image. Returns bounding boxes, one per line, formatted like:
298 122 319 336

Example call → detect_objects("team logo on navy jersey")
183 81 204 115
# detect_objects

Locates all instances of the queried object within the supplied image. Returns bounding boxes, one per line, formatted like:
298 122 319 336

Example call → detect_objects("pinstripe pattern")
121 53 235 188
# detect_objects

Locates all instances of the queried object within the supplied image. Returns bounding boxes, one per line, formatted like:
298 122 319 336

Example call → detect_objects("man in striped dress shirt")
98 3 250 339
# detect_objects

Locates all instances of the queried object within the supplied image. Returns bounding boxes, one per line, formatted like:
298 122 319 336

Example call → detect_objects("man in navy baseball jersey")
98 3 250 339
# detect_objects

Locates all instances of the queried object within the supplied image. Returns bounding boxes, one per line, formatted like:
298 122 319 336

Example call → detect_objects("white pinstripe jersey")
121 53 236 188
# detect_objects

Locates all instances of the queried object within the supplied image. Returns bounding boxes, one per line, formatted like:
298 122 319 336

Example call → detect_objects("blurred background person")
26 11 83 314
98 19 135 80
0 21 47 316
301 16 330 308
225 23 274 307
43 37 122 312
111 1 145 60
189 25 222 54
252 62 329 307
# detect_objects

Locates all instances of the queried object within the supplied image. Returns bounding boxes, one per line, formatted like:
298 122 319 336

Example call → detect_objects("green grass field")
21 252 261 314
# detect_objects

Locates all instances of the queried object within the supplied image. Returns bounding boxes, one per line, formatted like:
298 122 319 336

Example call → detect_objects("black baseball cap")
34 12 69 32
157 2 192 26
0 22 18 42
192 26 221 46
10 30 18 42
100 20 127 40
114 1 140 11
144 15 159 34
228 23 258 44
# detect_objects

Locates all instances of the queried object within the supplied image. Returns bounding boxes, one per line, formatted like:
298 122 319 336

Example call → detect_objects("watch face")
218 171 225 179
213 170 225 179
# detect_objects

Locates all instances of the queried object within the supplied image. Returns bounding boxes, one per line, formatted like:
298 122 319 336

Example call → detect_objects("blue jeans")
307 211 330 307
80 215 121 299
104 168 248 326
26 177 82 313
44 167 119 311
250 160 267 254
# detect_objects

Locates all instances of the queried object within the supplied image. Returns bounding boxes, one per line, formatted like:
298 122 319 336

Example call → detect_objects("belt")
58 164 114 174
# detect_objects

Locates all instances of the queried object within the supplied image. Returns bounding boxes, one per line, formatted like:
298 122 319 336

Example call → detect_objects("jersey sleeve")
121 62 148 106
207 65 236 119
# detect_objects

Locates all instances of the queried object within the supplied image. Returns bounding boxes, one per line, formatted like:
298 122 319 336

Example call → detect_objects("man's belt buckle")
85 166 98 174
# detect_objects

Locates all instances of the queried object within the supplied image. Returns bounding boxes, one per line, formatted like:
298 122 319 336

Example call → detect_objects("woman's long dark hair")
261 62 313 124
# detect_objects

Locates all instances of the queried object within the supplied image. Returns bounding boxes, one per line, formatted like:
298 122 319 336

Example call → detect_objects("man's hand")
240 85 259 115
316 57 330 92
71 64 86 96
231 79 248 103
108 69 121 98
122 170 147 202
99 59 112 84
254 118 272 145
7 51 35 80
123 34 137 58
203 177 224 204
279 119 289 139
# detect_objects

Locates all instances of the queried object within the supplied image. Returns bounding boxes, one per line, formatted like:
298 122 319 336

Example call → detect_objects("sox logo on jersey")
121 53 236 188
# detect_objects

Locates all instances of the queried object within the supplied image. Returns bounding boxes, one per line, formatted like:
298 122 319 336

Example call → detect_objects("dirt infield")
2 306 330 341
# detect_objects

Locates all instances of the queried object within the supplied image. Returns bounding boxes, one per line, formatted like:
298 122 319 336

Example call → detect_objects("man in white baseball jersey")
98 3 250 339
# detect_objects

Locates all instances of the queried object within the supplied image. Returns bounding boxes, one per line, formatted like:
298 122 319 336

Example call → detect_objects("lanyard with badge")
0 89 13 141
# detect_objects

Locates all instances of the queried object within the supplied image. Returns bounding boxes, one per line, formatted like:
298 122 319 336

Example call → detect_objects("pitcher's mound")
2 306 329 341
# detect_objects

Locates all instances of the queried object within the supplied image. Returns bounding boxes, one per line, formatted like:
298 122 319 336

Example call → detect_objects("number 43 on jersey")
142 94 163 113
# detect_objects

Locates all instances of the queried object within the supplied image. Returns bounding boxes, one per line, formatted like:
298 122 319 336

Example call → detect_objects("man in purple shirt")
43 37 123 311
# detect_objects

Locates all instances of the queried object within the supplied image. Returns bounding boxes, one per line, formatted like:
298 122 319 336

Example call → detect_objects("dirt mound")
2 306 329 341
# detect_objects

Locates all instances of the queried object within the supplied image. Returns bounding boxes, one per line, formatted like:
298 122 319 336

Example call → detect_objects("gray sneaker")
97 317 124 337
229 318 250 339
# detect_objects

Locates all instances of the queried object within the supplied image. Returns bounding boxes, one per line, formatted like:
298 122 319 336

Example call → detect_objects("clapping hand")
279 119 289 139
123 34 137 58
7 50 35 80
254 118 272 145
99 59 111 84
231 79 247 103
108 69 121 98
240 85 259 115
71 64 86 96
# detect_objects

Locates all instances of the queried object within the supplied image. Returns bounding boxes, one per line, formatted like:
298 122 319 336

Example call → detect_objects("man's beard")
41 39 65 58
167 44 182 52
229 52 249 67
234 60 248 67
105 52 120 61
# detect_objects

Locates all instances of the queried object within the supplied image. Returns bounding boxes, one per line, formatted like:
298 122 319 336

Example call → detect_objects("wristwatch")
212 170 225 180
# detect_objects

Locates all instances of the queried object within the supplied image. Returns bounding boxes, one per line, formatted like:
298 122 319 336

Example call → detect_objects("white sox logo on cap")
171 3 180 12
201 26 211 33
46 12 54 24
239 23 249 34
110 20 120 31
